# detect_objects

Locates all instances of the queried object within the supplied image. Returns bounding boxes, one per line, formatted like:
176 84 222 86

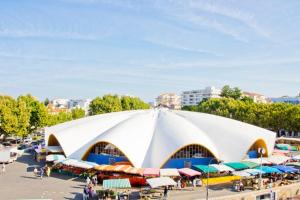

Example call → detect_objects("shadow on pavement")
20 175 39 180
64 192 83 200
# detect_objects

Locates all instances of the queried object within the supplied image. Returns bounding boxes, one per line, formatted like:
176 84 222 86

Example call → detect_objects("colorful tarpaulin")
160 168 180 177
293 155 300 160
209 164 234 172
178 168 201 177
224 162 248 170
193 165 218 173
103 178 131 189
271 165 299 173
46 154 65 162
242 169 265 175
241 161 259 168
124 167 144 175
143 168 160 177
146 177 176 188
255 166 282 174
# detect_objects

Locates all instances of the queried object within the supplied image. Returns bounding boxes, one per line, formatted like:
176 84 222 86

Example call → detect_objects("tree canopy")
220 85 242 100
89 95 149 115
182 97 300 132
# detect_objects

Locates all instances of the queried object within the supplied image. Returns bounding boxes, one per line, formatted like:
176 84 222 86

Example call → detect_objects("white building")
156 93 181 109
45 108 276 168
51 99 70 109
68 99 92 115
243 92 269 104
181 86 221 106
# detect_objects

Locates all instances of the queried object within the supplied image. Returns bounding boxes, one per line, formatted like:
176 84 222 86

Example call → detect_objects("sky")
0 0 299 102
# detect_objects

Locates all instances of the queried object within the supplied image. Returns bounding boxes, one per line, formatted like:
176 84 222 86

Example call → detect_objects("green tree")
44 98 50 106
18 94 49 133
0 96 19 141
220 85 242 100
71 108 85 119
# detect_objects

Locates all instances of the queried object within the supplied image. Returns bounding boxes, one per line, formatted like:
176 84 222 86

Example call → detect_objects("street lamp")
206 158 223 200
258 147 266 190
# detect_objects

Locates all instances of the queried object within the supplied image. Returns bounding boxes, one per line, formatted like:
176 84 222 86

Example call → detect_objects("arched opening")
161 144 217 168
246 139 268 159
82 141 132 166
47 134 65 156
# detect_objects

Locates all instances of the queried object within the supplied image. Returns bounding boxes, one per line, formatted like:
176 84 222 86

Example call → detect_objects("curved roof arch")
45 108 276 168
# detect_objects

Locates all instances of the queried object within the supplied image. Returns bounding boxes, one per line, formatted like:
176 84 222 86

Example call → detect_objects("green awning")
286 162 300 167
193 165 218 173
103 178 131 189
224 162 249 170
241 161 259 168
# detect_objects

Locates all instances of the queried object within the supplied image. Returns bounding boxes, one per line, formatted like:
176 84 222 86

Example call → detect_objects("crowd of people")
83 175 98 200
33 165 51 178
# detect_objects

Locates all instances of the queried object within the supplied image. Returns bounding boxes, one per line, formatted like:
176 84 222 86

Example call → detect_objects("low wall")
211 182 300 200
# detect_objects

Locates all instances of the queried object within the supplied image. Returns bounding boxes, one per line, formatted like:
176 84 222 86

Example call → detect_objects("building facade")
156 93 181 109
271 95 300 105
181 86 221 106
243 92 269 103
68 99 92 115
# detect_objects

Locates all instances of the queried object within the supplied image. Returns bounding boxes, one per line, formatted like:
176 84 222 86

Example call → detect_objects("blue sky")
0 0 299 101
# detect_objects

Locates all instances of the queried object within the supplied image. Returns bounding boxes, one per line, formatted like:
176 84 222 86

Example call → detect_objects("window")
91 142 125 157
171 145 213 159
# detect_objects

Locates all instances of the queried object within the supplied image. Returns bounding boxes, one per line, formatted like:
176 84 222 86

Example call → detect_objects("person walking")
1 163 5 174
163 186 168 199
82 185 89 200
40 167 44 179
33 167 38 176
46 166 51 177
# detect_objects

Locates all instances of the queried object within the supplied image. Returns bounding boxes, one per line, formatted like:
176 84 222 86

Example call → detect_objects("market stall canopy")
193 165 218 173
271 165 299 173
286 162 300 168
293 155 300 160
46 154 65 162
178 168 201 177
60 158 98 169
243 158 271 165
94 165 110 171
147 177 177 188
160 168 180 177
224 162 248 170
46 146 63 153
242 169 265 176
112 165 132 172
103 178 131 189
232 171 251 177
241 161 259 169
266 155 291 165
143 168 160 177
210 164 234 172
124 167 144 175
255 166 282 174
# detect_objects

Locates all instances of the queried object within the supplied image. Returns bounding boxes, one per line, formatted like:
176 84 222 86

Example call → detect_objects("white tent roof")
210 164 234 172
159 168 180 177
45 108 276 168
266 155 291 165
147 177 177 188
243 158 272 165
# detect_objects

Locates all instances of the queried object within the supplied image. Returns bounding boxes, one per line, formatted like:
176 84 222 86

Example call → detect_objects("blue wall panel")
87 153 128 165
163 157 215 168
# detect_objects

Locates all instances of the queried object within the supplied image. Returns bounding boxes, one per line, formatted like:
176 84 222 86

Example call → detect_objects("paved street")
0 152 84 200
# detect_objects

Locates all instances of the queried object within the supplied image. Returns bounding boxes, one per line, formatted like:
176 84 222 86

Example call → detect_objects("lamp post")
206 158 223 200
258 147 266 190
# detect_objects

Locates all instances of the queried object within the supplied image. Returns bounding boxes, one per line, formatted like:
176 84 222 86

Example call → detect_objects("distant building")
156 93 181 109
181 86 221 106
51 99 70 109
243 92 269 103
271 94 300 104
68 99 92 115
47 103 69 114
50 98 92 115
